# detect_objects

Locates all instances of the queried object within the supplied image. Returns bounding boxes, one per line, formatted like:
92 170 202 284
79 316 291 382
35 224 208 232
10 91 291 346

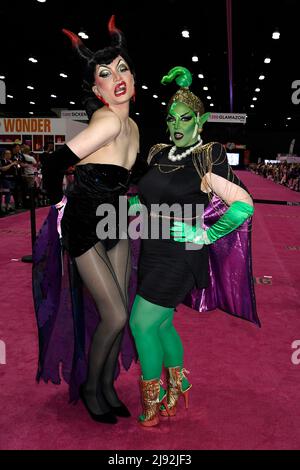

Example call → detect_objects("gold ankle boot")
160 367 192 417
139 377 169 427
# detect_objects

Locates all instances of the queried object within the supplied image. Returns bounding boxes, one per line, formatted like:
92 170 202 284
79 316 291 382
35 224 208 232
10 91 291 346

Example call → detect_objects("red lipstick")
114 81 127 96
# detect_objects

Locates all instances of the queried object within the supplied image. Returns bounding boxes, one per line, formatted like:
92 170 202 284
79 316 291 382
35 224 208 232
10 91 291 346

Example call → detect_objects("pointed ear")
199 112 211 127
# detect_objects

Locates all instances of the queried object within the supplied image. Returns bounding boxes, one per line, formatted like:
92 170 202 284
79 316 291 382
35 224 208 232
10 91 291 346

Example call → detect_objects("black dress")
137 142 244 308
61 163 131 257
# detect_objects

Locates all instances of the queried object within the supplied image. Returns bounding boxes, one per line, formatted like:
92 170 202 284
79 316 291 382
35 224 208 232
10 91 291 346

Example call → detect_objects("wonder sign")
1 118 52 133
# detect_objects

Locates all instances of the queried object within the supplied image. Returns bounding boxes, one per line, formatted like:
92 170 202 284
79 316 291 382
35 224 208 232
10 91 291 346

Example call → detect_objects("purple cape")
32 195 259 402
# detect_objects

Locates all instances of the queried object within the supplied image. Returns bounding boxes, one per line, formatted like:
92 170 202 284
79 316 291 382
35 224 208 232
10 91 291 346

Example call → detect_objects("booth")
0 117 88 152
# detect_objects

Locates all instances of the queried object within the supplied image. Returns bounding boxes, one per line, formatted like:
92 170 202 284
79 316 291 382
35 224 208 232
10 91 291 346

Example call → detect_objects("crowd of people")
249 161 300 192
0 143 57 217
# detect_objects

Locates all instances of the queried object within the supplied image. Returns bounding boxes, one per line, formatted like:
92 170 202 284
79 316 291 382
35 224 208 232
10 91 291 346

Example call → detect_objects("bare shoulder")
67 108 122 158
90 108 122 133
129 117 139 135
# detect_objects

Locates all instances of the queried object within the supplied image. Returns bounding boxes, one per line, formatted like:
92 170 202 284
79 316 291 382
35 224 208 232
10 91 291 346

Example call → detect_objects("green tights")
129 295 189 390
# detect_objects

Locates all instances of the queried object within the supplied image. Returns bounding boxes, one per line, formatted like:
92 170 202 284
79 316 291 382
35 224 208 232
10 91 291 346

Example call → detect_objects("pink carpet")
1 175 300 449
235 170 300 202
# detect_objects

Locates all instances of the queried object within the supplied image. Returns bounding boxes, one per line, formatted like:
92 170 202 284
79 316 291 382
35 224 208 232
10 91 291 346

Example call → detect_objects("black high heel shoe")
101 386 131 418
79 385 118 424
110 402 131 418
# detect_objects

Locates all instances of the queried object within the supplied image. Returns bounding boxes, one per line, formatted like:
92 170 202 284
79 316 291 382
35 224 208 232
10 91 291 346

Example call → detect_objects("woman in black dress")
129 67 255 427
37 16 139 424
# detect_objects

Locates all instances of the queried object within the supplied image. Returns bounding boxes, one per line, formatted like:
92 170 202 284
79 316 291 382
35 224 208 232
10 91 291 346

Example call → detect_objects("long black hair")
63 16 135 120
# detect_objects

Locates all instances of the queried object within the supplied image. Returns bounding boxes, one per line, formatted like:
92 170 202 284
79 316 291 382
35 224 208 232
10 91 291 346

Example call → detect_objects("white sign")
277 154 300 163
61 110 88 120
0 80 6 104
208 113 247 124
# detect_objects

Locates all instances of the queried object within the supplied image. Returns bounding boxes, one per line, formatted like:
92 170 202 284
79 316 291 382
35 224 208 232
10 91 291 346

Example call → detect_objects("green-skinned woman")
128 66 255 427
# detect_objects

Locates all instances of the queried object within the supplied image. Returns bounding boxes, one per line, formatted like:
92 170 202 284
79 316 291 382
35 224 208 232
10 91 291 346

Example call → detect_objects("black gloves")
41 144 80 204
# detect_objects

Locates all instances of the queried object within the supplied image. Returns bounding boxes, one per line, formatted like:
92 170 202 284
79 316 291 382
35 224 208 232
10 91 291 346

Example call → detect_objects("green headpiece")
161 66 210 127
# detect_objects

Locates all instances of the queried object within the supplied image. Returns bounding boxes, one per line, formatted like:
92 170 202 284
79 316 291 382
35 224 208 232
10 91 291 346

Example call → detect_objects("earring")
131 87 136 103
169 135 173 141
97 95 109 107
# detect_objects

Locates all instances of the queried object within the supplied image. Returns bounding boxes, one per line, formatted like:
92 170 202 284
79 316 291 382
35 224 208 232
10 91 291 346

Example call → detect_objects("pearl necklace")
168 139 203 162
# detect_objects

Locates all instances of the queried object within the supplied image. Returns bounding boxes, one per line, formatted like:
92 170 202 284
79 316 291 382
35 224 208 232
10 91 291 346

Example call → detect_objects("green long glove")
171 200 254 245
128 194 142 216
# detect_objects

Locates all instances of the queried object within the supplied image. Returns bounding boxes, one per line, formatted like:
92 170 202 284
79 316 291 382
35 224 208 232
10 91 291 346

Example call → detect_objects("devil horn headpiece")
62 28 93 62
108 15 123 47
62 15 125 61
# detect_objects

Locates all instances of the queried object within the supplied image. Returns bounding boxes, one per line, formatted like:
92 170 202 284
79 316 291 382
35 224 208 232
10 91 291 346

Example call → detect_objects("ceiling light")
142 85 148 90
37 0 47 3
252 97 258 101
28 57 38 63
0 75 5 80
153 95 158 99
78 31 89 39
207 96 211 100
7 95 14 99
210 103 214 107
272 30 280 40
192 56 199 62
182 30 190 38
203 86 208 91
161 102 166 106
135 112 140 115
27 85 34 90
259 75 265 80
29 112 34 115
264 57 271 64
60 73 68 78
287 117 292 120
255 88 261 92
250 104 255 108
198 74 204 79
30 101 35 105
51 94 57 98
70 101 75 105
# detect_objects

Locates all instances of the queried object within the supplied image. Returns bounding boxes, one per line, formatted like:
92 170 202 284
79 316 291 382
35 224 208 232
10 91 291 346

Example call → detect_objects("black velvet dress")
137 142 244 308
61 163 131 257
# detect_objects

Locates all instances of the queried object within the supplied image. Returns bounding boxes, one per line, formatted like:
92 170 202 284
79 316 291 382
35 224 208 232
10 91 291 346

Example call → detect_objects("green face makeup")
166 102 199 148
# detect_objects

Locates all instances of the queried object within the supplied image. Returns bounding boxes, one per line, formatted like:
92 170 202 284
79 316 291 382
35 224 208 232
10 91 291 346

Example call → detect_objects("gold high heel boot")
139 377 169 427
160 367 192 417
